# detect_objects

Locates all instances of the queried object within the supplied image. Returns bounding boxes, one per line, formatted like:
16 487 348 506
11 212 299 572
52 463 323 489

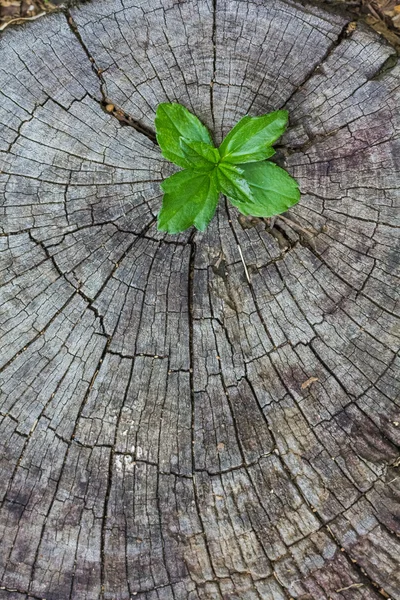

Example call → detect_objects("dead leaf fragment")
301 376 319 390
345 21 358 34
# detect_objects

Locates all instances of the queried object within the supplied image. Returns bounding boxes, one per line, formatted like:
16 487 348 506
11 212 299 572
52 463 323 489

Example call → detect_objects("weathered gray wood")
0 0 399 598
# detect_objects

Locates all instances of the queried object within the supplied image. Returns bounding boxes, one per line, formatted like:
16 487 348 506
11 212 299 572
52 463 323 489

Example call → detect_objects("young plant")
155 102 300 234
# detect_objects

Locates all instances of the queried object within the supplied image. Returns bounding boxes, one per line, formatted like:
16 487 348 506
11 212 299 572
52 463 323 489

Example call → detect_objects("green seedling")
155 102 300 234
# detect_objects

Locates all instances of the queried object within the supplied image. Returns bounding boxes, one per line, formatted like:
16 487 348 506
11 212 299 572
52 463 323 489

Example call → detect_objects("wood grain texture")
0 1 399 598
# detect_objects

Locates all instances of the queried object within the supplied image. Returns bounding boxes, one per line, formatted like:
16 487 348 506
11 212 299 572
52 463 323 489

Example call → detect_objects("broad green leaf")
155 102 300 234
216 163 255 204
227 161 300 217
219 111 287 164
158 169 219 234
155 103 214 169
179 139 220 172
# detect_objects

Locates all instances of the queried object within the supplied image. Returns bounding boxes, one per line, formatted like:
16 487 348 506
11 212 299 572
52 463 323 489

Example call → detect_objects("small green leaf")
216 163 254 204
155 103 214 169
179 139 220 172
227 161 300 217
219 111 287 164
157 169 219 234
155 102 300 234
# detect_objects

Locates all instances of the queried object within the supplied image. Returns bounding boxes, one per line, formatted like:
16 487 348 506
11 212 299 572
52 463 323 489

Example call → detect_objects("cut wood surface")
0 0 400 598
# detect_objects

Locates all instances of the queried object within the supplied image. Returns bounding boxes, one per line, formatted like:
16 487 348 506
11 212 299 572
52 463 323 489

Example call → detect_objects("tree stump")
1 0 399 598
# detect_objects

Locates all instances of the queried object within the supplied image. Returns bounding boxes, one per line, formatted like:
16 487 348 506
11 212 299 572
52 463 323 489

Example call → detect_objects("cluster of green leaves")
155 103 300 234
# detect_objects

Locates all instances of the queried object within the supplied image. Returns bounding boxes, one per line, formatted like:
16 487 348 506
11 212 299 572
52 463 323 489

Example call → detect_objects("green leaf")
227 161 300 217
179 139 220 172
154 102 300 234
155 103 214 169
157 169 219 234
216 163 254 204
219 110 287 164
